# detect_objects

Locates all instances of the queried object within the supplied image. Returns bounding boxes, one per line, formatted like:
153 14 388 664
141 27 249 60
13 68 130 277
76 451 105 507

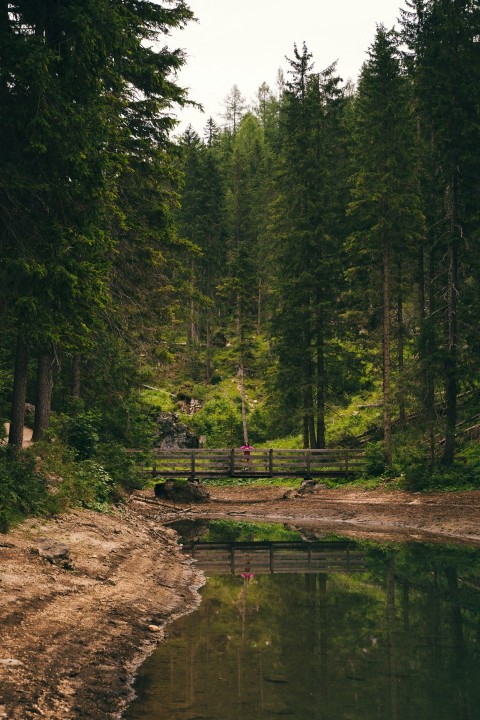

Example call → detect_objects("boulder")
36 538 73 569
155 412 198 450
154 479 210 503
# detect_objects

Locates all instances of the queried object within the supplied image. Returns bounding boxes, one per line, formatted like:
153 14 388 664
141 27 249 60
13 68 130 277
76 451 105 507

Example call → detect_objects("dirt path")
1 485 480 720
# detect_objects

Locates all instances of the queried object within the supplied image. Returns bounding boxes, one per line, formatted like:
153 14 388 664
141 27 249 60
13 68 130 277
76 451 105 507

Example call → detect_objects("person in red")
240 442 254 470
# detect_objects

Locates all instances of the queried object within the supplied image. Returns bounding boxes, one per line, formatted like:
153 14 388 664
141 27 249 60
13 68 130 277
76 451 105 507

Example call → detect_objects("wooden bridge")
152 448 364 481
184 540 365 575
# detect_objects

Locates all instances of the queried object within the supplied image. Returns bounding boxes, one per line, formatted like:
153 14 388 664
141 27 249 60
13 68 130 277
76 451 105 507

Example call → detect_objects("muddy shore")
1 485 480 719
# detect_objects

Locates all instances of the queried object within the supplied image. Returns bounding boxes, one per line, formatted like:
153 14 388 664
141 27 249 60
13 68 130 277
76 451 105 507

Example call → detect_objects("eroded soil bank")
2 485 480 720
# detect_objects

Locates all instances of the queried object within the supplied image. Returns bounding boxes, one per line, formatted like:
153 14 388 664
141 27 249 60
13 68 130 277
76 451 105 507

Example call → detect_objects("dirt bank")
0 505 203 720
2 485 480 720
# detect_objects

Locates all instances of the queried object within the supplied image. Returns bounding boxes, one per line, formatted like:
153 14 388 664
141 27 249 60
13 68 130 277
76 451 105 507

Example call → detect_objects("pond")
124 521 480 720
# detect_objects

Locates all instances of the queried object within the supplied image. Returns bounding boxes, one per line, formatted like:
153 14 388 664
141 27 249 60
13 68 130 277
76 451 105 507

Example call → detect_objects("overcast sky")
168 0 405 134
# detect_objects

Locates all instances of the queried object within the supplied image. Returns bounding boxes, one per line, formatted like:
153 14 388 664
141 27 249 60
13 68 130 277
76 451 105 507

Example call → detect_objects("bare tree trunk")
383 235 393 466
396 260 406 426
419 244 437 464
32 349 53 441
189 259 197 345
72 353 82 399
303 415 309 449
316 310 326 449
8 335 29 448
205 319 211 383
257 280 262 334
239 352 248 445
442 181 458 465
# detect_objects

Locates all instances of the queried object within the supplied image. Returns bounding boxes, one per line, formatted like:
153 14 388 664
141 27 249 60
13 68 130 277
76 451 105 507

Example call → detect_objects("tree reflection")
126 541 480 720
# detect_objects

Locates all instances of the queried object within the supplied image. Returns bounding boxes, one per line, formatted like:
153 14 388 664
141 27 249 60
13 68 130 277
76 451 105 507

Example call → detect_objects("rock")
0 658 24 667
36 538 73 569
148 624 161 633
283 479 327 500
155 412 198 450
154 480 210 503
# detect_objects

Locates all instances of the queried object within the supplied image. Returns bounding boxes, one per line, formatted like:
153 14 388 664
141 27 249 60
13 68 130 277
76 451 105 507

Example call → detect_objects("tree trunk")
239 344 249 445
257 280 262 333
205 318 211 383
303 415 309 449
383 235 393 466
316 310 326 448
32 350 53 442
8 335 29 449
442 244 458 465
442 180 458 465
189 258 197 345
72 353 82 399
396 260 406 426
418 244 437 464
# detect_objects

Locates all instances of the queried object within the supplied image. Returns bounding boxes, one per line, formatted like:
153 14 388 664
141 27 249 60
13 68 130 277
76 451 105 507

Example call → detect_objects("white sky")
167 0 405 134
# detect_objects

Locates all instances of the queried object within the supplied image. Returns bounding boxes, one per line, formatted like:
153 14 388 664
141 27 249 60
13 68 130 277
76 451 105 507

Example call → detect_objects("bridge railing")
152 447 364 479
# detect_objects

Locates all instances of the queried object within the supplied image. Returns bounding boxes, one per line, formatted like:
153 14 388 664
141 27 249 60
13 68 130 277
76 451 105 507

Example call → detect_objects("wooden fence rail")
152 448 364 480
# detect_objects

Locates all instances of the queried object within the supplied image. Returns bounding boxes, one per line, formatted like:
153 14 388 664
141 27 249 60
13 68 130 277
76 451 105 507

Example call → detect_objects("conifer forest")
1 1 480 525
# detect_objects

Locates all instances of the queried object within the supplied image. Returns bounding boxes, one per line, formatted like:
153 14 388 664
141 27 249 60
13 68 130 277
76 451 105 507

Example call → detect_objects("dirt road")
1 485 480 720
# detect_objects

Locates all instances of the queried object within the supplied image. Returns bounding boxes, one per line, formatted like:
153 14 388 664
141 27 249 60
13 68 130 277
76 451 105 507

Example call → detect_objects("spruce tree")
347 26 424 465
401 0 480 464
0 0 193 445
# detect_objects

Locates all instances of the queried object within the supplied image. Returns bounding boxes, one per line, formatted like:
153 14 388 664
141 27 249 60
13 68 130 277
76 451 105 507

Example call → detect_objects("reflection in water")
124 533 480 720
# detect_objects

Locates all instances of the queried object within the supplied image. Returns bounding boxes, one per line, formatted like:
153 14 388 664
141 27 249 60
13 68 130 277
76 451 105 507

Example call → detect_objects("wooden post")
269 448 273 476
230 448 235 476
190 451 196 480
345 451 349 476
306 449 311 477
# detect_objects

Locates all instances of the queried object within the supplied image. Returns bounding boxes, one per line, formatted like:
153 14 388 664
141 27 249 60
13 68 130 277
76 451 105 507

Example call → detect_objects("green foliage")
362 443 387 477
60 460 117 512
401 457 480 492
95 442 148 493
62 411 100 460
0 446 50 532
32 441 119 512
190 397 243 447
140 388 176 414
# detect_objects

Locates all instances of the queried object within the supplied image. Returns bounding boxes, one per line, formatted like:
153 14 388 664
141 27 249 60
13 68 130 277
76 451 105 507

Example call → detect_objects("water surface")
125 522 480 720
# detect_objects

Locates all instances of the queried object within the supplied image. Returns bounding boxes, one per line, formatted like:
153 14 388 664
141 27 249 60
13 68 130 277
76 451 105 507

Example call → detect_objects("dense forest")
1 1 480 526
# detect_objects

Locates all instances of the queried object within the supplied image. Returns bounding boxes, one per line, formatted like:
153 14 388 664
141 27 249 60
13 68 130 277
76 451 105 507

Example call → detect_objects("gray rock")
154 480 210 503
36 538 72 569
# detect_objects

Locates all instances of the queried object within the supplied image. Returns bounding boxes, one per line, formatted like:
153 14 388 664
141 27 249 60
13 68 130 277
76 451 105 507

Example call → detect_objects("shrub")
62 411 100 459
95 442 148 493
190 398 243 447
0 446 50 531
400 457 480 492
362 443 386 477
61 460 118 511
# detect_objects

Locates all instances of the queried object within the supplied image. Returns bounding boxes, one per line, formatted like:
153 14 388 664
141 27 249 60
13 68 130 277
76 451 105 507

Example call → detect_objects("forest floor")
1 484 480 720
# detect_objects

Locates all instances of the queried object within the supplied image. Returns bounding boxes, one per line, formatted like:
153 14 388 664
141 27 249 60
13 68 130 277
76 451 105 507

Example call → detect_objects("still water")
124 521 480 720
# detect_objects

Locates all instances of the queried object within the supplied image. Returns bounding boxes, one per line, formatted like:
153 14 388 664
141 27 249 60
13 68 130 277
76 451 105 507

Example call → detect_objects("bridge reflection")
183 540 366 575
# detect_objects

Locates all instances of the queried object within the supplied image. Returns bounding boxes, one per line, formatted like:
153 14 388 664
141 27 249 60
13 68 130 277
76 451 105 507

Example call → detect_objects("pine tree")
271 44 347 447
347 26 424 465
0 0 193 445
401 0 480 464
